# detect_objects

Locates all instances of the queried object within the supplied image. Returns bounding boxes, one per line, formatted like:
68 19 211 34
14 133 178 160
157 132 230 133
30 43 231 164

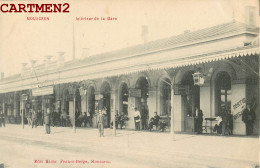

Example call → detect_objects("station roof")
67 21 259 68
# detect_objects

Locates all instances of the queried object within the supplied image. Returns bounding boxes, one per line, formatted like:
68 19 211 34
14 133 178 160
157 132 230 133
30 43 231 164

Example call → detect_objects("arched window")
215 71 231 116
181 71 200 117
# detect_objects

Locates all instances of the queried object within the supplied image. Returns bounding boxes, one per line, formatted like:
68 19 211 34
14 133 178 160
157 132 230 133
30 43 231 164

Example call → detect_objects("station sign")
129 88 141 97
32 86 53 96
174 85 190 95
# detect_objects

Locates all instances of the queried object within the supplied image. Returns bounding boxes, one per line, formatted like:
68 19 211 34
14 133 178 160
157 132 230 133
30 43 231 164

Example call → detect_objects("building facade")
0 21 259 135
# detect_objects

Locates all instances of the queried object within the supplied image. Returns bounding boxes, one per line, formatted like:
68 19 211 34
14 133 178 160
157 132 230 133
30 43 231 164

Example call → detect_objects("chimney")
1 72 4 80
57 52 65 67
82 48 90 58
30 60 37 66
184 30 190 34
30 60 37 73
245 6 256 26
21 63 28 73
44 55 52 70
141 25 148 44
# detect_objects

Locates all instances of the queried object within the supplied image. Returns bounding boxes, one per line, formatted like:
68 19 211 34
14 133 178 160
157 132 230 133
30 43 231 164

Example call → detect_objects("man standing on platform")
87 110 92 127
60 109 67 127
242 104 256 136
31 110 37 128
197 109 203 134
153 112 160 129
97 110 105 137
27 109 32 126
134 107 141 131
44 108 51 134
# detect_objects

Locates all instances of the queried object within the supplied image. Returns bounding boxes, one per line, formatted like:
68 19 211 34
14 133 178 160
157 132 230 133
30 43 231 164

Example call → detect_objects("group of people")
134 107 168 132
24 108 51 134
25 109 43 128
110 112 129 129
24 109 94 128
212 103 256 136
44 103 258 137
20 108 52 134
1 102 257 137
147 112 167 132
35 108 95 134
75 110 93 127
25 109 60 128
60 112 69 127
133 106 150 131
213 109 234 135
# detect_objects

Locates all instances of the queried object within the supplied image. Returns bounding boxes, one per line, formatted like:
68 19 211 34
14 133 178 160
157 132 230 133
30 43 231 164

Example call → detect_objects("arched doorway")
136 76 149 130
100 82 111 128
135 76 149 111
215 71 231 116
181 71 200 132
119 83 129 115
181 71 200 117
159 78 171 117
